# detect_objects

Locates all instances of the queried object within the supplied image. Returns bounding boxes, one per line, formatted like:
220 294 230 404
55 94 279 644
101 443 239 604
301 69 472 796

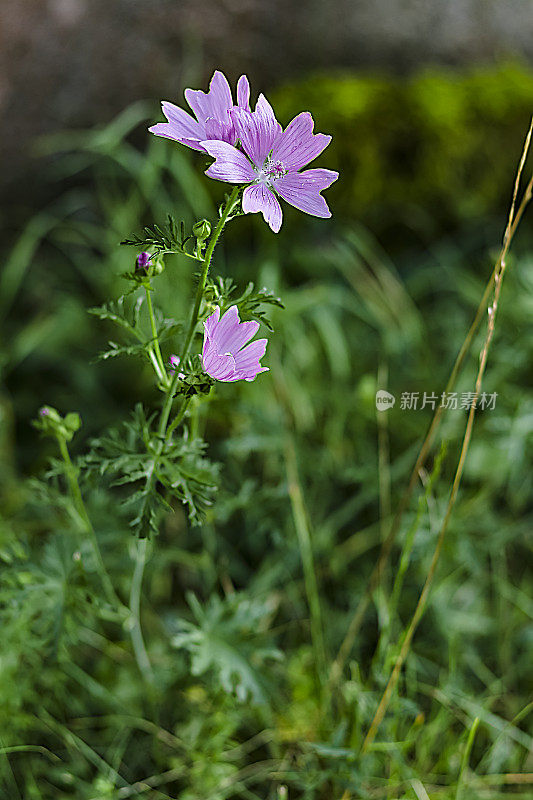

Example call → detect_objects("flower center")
255 158 287 187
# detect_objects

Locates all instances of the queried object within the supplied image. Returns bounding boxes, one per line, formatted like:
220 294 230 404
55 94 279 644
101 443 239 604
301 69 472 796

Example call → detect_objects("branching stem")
125 190 241 683
157 187 241 440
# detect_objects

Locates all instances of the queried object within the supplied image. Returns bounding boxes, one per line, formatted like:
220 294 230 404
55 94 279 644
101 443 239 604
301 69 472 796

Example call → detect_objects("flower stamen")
255 158 287 187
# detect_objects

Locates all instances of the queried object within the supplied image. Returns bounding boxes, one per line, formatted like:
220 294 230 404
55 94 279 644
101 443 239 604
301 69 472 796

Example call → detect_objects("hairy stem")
166 397 192 440
158 186 241 440
135 189 240 532
124 191 240 683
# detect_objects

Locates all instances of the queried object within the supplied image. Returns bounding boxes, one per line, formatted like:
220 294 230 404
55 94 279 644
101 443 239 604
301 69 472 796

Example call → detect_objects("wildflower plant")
23 70 533 796
32 69 337 684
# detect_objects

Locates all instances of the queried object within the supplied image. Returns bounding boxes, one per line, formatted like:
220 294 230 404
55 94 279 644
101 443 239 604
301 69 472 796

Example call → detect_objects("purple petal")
272 112 332 170
160 101 204 137
185 70 233 124
237 75 251 111
231 95 282 167
203 343 237 381
202 305 269 383
148 101 205 151
274 168 338 218
204 307 221 340
242 184 283 232
233 338 269 381
212 306 260 353
202 140 256 183
202 306 268 381
254 94 282 152
208 305 239 347
148 125 206 152
204 116 233 142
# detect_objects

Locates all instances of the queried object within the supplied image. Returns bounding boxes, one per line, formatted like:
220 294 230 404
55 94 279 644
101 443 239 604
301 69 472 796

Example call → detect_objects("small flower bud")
169 355 185 379
130 251 164 281
192 219 212 242
63 412 82 437
33 406 81 441
135 251 152 272
38 405 61 424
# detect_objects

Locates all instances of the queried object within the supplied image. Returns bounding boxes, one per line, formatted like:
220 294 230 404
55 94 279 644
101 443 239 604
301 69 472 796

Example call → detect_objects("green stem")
147 349 164 383
57 436 122 611
167 397 192 440
125 192 240 680
129 537 154 684
456 717 480 800
285 435 327 685
158 186 240 440
133 190 240 540
144 285 167 383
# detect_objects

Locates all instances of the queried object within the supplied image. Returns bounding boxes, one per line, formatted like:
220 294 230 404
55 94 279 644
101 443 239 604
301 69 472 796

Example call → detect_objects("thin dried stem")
330 120 533 688
361 119 533 752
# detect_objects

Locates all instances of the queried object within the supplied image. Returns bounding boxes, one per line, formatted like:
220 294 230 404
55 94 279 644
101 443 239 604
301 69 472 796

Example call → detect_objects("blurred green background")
1 1 533 797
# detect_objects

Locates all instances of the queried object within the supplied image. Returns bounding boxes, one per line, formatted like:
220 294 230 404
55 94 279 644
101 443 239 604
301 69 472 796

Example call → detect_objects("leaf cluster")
83 403 219 535
172 354 216 399
88 293 181 364
120 214 204 261
204 276 284 331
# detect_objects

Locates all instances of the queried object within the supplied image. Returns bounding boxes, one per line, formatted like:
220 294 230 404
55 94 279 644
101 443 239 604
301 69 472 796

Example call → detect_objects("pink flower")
201 96 338 232
148 71 251 152
202 306 268 382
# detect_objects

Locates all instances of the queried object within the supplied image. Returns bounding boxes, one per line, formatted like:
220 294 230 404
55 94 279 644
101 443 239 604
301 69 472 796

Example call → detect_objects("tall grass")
1 93 532 800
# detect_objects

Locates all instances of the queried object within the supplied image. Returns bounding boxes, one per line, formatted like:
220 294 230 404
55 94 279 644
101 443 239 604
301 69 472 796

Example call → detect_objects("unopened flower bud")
38 405 61 423
192 219 211 242
63 412 82 437
34 405 80 441
135 251 152 272
169 355 185 379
